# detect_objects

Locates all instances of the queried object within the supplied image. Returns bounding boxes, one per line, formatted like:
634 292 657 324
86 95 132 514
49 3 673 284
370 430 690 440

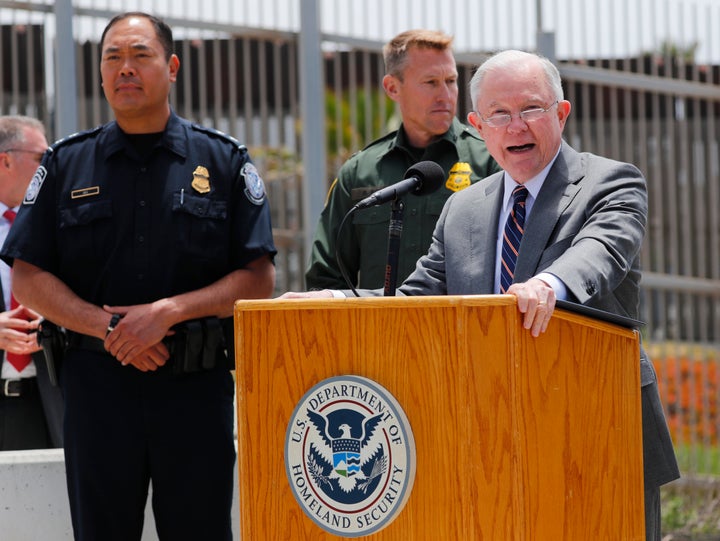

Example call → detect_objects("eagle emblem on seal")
306 409 386 494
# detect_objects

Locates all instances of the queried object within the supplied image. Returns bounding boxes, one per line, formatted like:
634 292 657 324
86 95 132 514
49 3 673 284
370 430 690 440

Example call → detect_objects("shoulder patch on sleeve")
23 166 47 205
241 162 266 205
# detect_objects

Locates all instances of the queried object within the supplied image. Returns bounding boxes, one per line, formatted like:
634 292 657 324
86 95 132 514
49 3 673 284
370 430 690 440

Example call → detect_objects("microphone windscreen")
404 161 445 196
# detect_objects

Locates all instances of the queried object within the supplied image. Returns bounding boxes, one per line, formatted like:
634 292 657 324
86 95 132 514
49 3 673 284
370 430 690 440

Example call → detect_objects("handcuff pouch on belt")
37 319 68 386
169 317 232 375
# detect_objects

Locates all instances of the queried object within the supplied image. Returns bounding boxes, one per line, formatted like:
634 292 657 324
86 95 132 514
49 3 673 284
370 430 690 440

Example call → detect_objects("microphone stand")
383 198 404 296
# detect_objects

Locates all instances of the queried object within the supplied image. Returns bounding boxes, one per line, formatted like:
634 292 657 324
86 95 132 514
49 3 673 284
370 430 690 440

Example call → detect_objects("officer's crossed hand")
102 303 171 372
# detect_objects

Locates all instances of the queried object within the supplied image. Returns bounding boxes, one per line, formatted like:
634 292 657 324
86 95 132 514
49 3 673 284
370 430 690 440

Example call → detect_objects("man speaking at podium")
282 49 679 541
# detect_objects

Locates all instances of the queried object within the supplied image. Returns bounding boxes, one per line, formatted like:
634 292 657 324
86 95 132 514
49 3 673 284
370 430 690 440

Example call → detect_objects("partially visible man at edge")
283 49 679 541
0 115 63 450
305 29 499 290
1 12 276 541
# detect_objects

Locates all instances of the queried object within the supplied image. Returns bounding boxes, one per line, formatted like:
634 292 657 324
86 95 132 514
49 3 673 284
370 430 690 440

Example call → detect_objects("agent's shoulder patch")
23 166 47 205
241 162 266 205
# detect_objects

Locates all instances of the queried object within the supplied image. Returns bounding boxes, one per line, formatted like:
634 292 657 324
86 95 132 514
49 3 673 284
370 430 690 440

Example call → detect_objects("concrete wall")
0 449 240 540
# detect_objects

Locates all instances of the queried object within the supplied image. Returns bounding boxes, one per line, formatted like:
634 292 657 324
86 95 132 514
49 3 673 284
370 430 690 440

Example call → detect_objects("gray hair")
469 50 564 111
0 115 45 150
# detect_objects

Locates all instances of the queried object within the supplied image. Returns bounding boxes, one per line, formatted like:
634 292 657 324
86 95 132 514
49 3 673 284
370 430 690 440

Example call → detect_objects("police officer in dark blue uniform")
0 12 276 541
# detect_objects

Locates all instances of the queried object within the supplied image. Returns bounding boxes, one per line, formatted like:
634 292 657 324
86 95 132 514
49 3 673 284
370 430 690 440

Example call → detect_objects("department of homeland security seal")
285 375 416 537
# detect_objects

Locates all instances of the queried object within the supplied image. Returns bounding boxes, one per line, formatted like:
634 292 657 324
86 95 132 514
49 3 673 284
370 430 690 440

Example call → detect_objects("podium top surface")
235 295 641 331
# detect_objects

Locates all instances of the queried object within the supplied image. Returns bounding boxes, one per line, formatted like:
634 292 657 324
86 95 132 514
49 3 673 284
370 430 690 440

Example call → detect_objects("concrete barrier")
0 449 240 540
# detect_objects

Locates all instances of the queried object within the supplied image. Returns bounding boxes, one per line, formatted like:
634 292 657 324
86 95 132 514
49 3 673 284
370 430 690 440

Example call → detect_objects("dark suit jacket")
394 141 679 488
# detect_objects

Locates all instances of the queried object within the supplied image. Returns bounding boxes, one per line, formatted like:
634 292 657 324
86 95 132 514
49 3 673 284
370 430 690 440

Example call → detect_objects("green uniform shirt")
306 118 500 290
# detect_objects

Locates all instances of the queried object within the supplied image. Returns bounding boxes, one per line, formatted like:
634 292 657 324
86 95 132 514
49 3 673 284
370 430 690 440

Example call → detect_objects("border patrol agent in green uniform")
306 117 499 289
306 29 499 290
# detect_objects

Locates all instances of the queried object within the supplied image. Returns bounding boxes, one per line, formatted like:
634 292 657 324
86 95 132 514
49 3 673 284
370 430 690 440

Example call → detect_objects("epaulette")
359 129 397 152
342 130 397 162
190 123 247 153
459 123 482 140
50 125 104 152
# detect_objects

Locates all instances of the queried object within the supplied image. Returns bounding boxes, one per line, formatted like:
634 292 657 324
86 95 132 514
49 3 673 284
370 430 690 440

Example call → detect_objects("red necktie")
3 208 32 372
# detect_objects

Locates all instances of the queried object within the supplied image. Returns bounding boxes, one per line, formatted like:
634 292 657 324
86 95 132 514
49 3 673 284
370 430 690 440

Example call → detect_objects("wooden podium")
234 295 644 540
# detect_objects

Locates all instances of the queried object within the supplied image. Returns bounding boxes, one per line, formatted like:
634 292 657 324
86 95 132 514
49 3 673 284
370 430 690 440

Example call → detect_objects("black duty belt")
69 334 111 354
68 334 176 354
67 317 231 375
0 377 37 398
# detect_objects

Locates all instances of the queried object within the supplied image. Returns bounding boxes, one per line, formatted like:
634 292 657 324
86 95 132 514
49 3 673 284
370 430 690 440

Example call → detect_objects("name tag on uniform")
71 186 100 199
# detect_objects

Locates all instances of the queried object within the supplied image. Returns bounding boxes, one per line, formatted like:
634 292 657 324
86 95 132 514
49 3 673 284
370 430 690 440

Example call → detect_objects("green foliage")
248 146 301 181
662 479 720 538
325 87 396 163
291 86 397 188
674 443 720 476
661 445 720 538
659 40 700 63
643 40 700 63
662 490 699 533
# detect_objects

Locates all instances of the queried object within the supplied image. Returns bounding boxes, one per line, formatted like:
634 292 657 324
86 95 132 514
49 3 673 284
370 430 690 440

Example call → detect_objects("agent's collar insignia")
71 186 100 199
242 162 266 205
191 165 211 194
446 162 473 192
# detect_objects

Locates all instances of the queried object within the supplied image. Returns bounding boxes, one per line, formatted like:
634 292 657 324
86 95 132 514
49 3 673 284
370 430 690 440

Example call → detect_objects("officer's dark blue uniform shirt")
1 111 276 306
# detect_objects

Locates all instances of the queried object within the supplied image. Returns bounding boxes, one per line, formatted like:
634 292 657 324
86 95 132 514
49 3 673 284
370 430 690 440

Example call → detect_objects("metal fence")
0 0 718 479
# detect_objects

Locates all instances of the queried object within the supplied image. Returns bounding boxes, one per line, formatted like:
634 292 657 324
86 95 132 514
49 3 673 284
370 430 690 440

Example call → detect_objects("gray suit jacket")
401 142 644 315
392 141 679 487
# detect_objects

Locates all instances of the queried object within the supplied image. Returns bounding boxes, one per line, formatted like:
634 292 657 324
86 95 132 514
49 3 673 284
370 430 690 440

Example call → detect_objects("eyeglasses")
3 148 46 163
478 100 559 128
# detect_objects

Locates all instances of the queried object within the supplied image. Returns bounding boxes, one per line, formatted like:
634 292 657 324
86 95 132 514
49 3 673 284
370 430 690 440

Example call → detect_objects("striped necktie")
500 185 528 293
3 208 32 372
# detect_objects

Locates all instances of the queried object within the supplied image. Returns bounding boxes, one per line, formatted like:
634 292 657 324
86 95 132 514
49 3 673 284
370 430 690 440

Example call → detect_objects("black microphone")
353 161 445 209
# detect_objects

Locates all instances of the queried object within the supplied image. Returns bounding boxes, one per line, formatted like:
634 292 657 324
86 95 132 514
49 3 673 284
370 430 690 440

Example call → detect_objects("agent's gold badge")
445 162 473 192
191 165 211 194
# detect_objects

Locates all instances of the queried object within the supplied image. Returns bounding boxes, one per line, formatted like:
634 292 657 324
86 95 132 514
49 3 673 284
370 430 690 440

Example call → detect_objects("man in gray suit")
284 49 679 540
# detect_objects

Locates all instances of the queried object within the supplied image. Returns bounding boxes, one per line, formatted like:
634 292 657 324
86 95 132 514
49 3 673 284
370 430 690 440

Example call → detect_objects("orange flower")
651 345 719 445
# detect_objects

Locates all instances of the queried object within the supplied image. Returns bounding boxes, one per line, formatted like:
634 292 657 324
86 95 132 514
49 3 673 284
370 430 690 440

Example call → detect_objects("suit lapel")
467 172 503 293
514 142 584 281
